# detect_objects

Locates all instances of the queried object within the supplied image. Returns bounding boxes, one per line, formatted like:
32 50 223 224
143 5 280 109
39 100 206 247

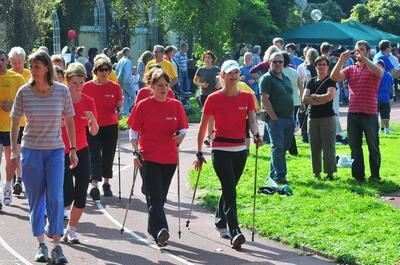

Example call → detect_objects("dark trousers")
64 147 90 208
347 113 381 180
140 161 176 239
212 150 247 234
87 124 118 182
288 106 299 155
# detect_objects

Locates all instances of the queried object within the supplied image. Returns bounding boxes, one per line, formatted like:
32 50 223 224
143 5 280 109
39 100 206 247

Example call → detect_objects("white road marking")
94 164 195 265
0 236 33 265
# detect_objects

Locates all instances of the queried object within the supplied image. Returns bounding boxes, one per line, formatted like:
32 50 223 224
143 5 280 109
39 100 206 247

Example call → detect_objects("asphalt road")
2 102 399 265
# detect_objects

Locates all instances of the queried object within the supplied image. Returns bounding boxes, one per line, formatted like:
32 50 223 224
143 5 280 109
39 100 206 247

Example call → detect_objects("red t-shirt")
135 86 175 105
82 80 123 126
343 63 381 114
203 90 256 148
128 97 188 164
62 94 98 153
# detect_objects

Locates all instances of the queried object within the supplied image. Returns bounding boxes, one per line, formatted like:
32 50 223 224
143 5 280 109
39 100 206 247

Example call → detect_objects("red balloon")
67 29 77 39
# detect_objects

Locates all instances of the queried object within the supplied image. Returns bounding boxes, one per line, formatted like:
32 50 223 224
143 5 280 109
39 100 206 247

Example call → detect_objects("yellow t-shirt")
237 81 259 112
93 70 119 84
145 59 178 80
10 68 31 82
0 71 26 131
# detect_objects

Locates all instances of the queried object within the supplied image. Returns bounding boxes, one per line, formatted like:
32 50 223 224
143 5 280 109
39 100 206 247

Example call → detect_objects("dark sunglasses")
272 60 283 64
98 67 110 72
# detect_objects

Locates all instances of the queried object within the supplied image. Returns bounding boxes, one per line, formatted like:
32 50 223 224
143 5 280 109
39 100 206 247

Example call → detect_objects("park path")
3 101 400 265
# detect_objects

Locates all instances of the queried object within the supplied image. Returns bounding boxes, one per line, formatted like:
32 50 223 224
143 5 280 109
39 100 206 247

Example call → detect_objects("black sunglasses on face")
272 60 283 64
98 67 110 72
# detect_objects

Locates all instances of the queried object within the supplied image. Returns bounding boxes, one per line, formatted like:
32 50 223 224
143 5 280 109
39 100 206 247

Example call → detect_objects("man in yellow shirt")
9 47 30 195
145 45 178 87
0 50 26 209
9 47 31 82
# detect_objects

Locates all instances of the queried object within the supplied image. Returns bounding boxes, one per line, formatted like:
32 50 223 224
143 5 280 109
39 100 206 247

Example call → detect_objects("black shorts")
0 132 10 146
200 94 209 108
378 102 390 120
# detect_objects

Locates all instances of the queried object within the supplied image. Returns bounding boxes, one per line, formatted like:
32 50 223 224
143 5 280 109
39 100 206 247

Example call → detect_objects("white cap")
221 60 240 73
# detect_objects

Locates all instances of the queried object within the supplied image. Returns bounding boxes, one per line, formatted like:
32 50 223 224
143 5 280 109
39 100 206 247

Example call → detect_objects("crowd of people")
0 36 397 262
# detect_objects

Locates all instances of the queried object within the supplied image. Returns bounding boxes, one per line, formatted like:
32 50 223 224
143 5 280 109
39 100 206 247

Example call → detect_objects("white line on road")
95 164 195 265
96 202 194 265
0 236 33 265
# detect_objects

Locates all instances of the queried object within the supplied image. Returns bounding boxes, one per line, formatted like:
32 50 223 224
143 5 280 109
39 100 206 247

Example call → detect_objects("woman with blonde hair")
62 63 99 244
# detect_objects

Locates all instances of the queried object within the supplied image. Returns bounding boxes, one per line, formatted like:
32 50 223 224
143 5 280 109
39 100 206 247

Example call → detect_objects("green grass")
189 125 400 265
118 116 129 130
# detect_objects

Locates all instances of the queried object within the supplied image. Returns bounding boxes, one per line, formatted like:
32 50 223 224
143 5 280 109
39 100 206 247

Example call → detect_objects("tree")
158 0 239 60
349 0 400 35
0 0 60 52
231 0 277 48
303 0 346 24
266 0 296 31
308 0 361 16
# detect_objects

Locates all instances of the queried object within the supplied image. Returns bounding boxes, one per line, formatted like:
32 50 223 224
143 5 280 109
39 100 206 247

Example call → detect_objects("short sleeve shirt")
307 77 336 118
10 82 75 149
195 66 220 96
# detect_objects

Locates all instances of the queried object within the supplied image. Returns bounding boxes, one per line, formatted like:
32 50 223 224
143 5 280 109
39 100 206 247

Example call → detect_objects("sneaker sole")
63 236 80 244
157 229 169 247
52 257 68 264
35 256 49 262
231 234 246 250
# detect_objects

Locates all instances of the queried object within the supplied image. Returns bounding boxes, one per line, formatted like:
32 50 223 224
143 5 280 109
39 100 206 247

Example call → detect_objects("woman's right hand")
133 151 143 168
202 82 209 88
193 152 206 171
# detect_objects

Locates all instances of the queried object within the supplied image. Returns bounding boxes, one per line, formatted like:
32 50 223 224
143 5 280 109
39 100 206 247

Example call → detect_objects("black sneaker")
102 183 113 197
156 228 169 247
326 174 334 181
231 233 246 250
90 186 100 200
369 176 381 182
13 181 23 195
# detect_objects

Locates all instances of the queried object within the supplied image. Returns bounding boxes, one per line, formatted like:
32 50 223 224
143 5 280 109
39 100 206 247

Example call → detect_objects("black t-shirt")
307 77 336 118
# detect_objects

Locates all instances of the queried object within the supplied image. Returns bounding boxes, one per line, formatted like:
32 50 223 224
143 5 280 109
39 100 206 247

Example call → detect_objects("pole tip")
120 228 124 234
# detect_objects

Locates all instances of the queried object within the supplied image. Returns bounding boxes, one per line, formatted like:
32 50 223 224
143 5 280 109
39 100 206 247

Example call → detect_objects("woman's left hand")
69 150 79 169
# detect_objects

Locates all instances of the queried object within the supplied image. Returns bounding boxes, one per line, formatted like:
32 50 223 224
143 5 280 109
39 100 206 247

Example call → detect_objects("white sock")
5 181 12 188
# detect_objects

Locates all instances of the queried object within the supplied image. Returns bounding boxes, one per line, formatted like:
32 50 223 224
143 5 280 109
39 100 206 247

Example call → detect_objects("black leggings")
212 149 247 233
87 124 118 182
64 147 90 208
139 161 176 240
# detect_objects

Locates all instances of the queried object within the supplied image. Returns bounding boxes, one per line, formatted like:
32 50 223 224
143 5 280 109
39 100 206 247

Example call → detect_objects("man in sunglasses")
260 51 294 185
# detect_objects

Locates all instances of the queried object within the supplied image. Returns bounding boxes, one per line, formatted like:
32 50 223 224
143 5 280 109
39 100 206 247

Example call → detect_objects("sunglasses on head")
272 60 283 64
98 67 110 72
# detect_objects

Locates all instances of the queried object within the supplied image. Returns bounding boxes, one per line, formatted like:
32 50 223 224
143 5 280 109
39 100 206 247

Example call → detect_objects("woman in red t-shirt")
82 57 123 200
127 69 188 247
62 63 99 244
194 60 263 250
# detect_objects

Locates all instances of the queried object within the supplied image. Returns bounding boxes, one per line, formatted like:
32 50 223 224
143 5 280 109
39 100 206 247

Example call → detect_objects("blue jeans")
179 71 190 93
21 148 65 237
347 113 380 180
123 86 136 115
267 118 295 181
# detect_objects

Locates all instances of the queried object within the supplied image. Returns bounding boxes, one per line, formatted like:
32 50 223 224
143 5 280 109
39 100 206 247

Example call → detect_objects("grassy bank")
189 126 400 265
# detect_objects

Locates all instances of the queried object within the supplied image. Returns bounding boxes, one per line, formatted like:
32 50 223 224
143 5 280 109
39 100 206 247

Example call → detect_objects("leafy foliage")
0 0 61 52
231 0 277 48
349 0 400 35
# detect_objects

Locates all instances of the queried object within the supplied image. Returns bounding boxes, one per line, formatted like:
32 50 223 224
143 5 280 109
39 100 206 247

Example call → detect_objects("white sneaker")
216 227 231 239
64 210 70 220
3 185 12 206
63 228 80 244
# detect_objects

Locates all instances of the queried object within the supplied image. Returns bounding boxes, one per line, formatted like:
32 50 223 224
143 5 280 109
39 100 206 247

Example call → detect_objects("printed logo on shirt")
105 94 115 98
238 106 247 111
165 116 177 121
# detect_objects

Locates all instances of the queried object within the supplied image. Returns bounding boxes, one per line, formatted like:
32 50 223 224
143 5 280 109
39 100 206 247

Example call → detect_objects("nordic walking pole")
177 146 182 239
186 164 202 229
118 126 121 200
121 166 139 234
251 145 259 242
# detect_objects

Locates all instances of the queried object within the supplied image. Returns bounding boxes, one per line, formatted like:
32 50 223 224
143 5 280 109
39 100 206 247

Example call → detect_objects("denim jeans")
347 113 381 180
179 71 190 93
267 118 295 181
123 87 136 116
